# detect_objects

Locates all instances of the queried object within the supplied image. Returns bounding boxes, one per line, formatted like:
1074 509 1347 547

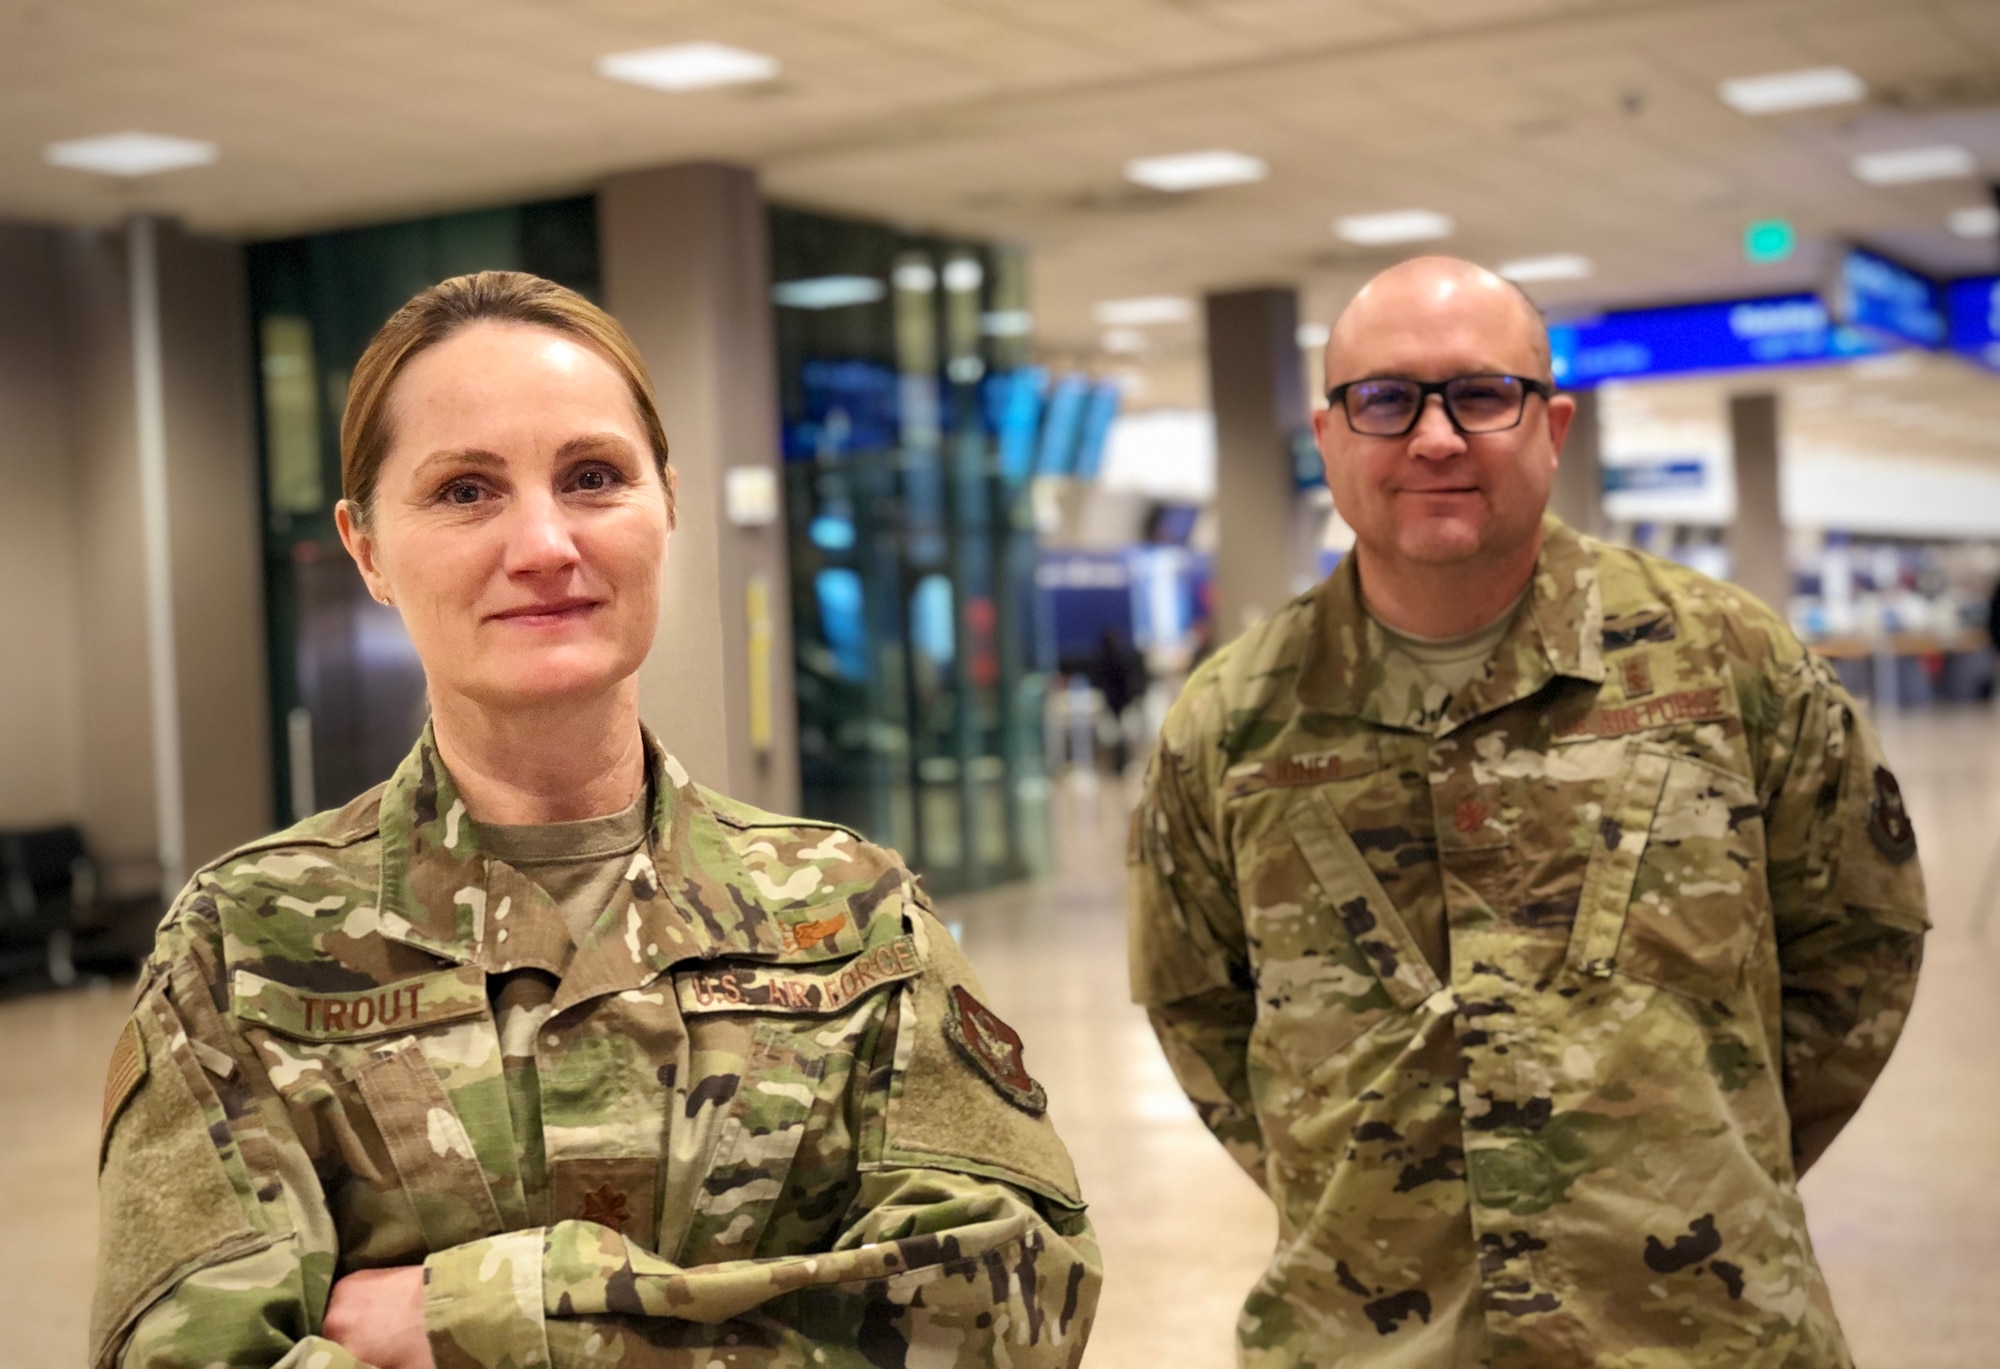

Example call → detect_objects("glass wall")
246 199 599 822
773 206 1050 895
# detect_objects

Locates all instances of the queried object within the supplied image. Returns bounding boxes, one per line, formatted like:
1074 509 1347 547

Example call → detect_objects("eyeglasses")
1326 373 1554 437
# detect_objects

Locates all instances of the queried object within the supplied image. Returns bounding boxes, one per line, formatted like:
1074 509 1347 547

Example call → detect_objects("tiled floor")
11 708 2000 1368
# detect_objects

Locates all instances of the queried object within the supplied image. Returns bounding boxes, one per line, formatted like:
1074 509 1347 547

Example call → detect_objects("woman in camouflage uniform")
91 272 1099 1369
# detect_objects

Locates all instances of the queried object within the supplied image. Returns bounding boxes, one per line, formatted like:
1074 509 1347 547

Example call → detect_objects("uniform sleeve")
1759 654 1929 1174
422 909 1101 1369
1126 693 1264 1185
92 886 364 1369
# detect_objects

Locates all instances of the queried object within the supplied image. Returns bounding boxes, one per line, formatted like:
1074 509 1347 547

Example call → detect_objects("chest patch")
231 964 488 1042
1555 685 1729 740
676 934 921 1016
944 985 1047 1115
1619 653 1656 700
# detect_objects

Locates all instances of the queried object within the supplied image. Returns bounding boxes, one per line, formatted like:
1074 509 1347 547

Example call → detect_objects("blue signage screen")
1833 246 1946 348
1550 294 1884 387
1947 275 2000 370
1071 382 1122 481
1035 374 1091 477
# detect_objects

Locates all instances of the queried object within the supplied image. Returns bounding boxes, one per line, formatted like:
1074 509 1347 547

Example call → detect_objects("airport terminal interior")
5 1 2000 1365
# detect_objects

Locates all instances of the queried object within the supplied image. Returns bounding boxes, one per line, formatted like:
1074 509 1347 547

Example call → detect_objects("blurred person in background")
1089 626 1149 775
92 272 1098 1369
1128 256 1925 1367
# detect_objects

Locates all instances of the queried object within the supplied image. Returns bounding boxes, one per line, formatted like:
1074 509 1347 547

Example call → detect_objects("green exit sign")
1745 219 1797 264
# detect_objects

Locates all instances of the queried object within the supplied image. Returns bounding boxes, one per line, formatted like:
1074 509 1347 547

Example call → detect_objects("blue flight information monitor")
1034 373 1091 477
1549 293 1885 387
1832 246 1947 349
1947 275 2000 370
1071 382 1122 481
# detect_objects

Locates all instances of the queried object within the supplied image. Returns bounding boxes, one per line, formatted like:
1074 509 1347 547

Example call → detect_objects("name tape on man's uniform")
231 964 489 1041
677 934 922 1016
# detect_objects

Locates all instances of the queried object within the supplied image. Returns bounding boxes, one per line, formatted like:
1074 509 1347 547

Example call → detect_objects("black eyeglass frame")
1325 373 1556 437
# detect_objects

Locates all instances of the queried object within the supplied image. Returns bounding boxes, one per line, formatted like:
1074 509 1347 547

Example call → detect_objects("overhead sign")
1946 274 2000 371
1601 460 1705 493
1549 294 1884 387
1830 245 1946 349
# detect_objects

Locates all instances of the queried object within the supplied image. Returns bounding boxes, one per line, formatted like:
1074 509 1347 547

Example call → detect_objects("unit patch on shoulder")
1867 766 1917 864
944 985 1046 1115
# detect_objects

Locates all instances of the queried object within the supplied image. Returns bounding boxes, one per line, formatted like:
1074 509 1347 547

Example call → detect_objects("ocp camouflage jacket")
1129 517 1926 1368
93 727 1099 1369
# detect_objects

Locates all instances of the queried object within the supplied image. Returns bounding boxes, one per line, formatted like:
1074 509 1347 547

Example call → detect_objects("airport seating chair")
0 824 95 990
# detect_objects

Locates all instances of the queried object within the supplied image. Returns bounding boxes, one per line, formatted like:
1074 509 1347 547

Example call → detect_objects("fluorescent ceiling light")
597 42 778 92
1851 144 1976 185
44 131 218 177
1334 209 1454 246
981 309 1033 337
1094 296 1194 327
1125 149 1268 193
1949 205 1999 237
1498 253 1594 283
942 258 983 292
1100 329 1148 354
1717 66 1866 115
1296 322 1330 349
892 262 936 292
771 275 885 309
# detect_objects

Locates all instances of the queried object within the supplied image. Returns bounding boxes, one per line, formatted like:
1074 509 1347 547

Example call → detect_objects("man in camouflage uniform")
1128 256 1926 1367
94 725 1099 1368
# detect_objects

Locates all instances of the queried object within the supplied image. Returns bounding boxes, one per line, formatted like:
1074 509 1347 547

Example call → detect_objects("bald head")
1325 256 1552 388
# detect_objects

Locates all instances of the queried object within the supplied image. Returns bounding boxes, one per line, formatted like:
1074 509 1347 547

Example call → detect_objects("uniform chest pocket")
1240 792 1443 1085
231 966 524 1259
1567 746 1768 1004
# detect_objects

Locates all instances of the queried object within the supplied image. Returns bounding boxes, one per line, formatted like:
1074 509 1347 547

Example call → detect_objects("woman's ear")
334 500 394 606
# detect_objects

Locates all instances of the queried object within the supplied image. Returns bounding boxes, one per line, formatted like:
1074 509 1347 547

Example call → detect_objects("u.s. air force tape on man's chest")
676 934 923 1015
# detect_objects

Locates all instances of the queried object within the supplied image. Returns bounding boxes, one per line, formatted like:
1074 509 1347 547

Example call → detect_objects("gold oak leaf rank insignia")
944 985 1047 1115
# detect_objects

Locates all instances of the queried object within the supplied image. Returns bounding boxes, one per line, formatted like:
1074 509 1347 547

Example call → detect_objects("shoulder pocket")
879 914 1083 1211
1568 745 1768 1002
91 988 275 1367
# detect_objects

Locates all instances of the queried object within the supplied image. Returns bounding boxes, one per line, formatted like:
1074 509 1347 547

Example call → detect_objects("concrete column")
28 221 271 894
1727 392 1788 614
1205 286 1309 639
598 163 799 814
1550 386 1605 538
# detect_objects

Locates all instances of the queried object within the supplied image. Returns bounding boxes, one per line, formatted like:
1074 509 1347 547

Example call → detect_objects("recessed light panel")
1100 329 1148 354
1334 210 1455 246
1094 296 1195 327
1124 150 1268 193
1851 145 1976 185
1717 66 1866 115
1949 205 1999 238
1497 254 1594 283
1296 323 1331 349
597 42 779 92
981 309 1033 337
771 276 885 310
44 132 218 177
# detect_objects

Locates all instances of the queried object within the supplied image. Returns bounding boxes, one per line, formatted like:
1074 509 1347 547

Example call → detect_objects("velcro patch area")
231 964 487 1041
677 934 922 1016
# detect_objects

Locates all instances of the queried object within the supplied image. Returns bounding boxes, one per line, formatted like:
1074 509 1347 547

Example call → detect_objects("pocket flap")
1287 790 1443 1009
231 964 487 1041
